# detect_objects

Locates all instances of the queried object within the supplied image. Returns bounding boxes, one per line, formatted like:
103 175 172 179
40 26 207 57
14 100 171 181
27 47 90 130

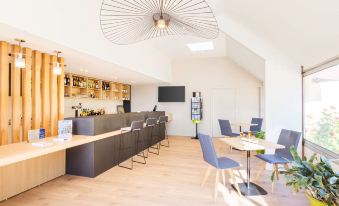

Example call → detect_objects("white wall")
132 57 262 137
64 98 122 118
264 57 302 154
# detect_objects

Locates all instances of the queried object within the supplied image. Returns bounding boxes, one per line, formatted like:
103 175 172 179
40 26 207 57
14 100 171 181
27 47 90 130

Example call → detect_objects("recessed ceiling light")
187 41 214 52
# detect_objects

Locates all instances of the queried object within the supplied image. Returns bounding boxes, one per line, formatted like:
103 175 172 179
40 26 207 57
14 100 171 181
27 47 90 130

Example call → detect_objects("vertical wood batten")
32 51 41 130
22 48 32 141
0 42 9 145
41 53 50 136
57 57 64 121
49 55 58 136
11 45 21 143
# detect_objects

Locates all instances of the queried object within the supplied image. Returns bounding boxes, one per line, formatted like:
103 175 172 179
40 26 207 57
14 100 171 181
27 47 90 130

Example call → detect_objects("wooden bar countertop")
0 130 124 167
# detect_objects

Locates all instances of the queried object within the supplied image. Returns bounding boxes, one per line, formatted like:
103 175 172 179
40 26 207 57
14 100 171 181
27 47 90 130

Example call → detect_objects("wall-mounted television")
158 86 185 102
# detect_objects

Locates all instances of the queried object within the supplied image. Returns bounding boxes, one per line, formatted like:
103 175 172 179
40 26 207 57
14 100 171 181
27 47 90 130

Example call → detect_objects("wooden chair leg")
271 180 275 193
274 163 279 181
222 170 226 185
214 170 220 202
272 163 279 192
237 169 245 183
201 166 213 187
228 169 241 196
283 163 288 170
230 146 233 153
253 161 266 182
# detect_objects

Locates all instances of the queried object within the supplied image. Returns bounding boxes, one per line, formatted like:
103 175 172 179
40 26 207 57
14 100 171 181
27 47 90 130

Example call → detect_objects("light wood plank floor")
0 137 308 206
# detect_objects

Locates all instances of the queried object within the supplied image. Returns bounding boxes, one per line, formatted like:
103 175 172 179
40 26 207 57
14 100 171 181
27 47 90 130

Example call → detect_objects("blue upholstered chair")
218 119 239 137
218 119 239 152
254 129 301 191
244 118 263 135
198 133 241 201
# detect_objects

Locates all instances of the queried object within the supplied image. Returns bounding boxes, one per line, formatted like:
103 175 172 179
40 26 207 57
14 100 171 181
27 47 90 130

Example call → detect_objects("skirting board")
0 150 65 201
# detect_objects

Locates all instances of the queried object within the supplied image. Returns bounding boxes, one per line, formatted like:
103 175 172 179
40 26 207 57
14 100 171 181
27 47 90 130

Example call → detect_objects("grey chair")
146 118 160 155
254 129 301 191
118 120 144 170
244 118 263 135
218 119 239 152
218 119 239 137
198 133 241 201
159 116 169 147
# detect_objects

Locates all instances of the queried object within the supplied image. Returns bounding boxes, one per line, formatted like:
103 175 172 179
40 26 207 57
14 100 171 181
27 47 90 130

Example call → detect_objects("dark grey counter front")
66 111 165 177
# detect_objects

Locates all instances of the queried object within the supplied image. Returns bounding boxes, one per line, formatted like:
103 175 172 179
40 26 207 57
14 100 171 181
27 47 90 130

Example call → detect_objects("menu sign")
28 128 45 142
58 120 72 139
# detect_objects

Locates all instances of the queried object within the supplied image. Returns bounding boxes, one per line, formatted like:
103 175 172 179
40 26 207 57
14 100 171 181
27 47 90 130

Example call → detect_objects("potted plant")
255 131 265 154
274 146 339 206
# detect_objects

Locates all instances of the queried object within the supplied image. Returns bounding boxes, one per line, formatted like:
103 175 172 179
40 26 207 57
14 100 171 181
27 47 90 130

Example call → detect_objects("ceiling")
0 0 338 84
221 0 339 69
0 23 162 85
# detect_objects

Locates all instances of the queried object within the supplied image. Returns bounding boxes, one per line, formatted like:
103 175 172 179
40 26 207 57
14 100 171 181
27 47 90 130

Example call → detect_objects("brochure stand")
191 92 202 139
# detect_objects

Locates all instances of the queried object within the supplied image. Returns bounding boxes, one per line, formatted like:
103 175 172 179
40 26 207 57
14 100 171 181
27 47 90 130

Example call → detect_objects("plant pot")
256 149 265 154
306 194 327 206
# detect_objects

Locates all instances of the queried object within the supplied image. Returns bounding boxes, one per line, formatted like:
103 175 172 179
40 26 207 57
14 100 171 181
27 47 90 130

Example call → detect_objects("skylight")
187 41 214 51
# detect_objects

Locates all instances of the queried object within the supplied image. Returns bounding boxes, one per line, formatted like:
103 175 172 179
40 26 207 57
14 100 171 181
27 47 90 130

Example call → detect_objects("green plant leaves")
274 145 339 205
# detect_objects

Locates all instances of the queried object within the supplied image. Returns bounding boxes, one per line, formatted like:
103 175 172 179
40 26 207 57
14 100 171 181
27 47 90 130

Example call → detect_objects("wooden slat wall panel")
0 42 9 145
49 55 58 136
41 54 50 137
31 51 41 130
11 45 21 143
57 57 65 120
22 48 32 141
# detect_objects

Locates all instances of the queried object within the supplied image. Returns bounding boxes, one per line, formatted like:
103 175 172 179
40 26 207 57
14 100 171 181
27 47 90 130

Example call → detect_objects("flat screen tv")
158 86 185 102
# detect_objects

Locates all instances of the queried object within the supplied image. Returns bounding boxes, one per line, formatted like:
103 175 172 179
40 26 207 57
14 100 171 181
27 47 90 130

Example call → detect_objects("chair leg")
118 158 133 170
271 163 279 192
201 165 212 187
222 170 226 185
254 161 266 182
161 127 170 147
228 169 241 196
214 169 220 202
134 150 147 164
283 163 289 170
149 143 160 155
230 146 233 153
274 163 279 180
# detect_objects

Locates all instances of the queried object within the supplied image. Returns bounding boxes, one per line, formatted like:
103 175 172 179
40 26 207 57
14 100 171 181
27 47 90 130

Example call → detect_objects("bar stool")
118 120 144 170
146 117 160 155
159 116 169 147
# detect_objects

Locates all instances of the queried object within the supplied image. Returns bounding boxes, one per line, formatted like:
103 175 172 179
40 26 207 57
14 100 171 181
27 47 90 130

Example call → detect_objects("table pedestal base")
232 183 267 196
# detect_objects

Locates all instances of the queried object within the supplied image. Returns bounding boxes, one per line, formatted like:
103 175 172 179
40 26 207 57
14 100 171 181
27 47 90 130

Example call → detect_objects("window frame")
302 56 339 160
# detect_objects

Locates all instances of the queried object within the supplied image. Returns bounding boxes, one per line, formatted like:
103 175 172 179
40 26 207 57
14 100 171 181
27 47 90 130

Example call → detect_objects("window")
303 63 339 155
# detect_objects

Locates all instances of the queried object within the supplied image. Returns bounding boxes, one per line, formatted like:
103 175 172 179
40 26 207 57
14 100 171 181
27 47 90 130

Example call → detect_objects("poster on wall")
57 120 73 140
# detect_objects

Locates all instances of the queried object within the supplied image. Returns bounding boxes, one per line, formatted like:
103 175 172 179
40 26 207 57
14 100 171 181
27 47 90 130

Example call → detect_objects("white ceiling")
221 0 339 69
148 33 226 60
0 23 162 85
0 0 338 84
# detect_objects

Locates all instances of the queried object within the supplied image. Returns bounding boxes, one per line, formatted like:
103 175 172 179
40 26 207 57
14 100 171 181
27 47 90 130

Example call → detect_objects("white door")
211 89 236 137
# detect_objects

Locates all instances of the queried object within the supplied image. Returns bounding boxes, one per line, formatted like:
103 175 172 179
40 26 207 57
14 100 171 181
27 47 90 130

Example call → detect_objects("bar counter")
0 111 166 200
66 111 166 177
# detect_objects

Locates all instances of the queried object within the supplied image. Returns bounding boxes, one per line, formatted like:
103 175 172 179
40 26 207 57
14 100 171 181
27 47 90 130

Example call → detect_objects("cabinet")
64 73 131 101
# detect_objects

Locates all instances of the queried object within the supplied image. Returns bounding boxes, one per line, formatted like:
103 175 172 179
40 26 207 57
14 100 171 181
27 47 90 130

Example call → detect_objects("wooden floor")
0 137 308 206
